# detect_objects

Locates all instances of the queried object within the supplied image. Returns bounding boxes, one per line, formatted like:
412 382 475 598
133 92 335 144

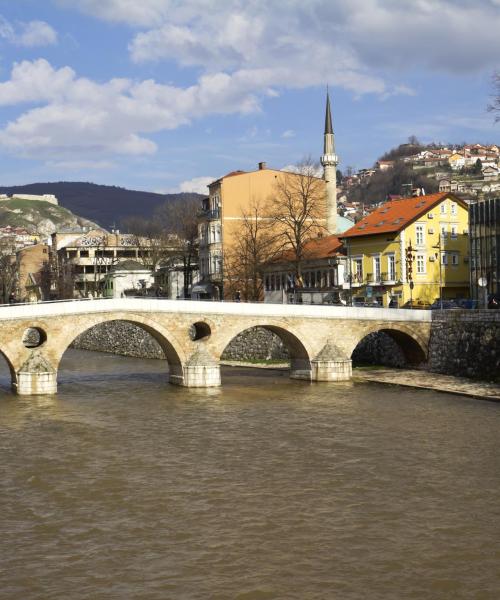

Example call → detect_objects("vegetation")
346 160 439 205
268 159 326 285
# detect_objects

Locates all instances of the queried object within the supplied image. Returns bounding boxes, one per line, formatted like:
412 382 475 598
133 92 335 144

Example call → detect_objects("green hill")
0 182 203 229
0 198 99 235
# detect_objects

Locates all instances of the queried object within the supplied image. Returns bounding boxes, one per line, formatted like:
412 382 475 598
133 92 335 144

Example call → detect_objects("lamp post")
405 241 415 308
432 236 443 310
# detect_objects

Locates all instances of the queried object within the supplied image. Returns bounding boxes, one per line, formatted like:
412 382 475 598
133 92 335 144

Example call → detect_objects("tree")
488 71 500 122
473 158 483 176
268 160 326 285
223 199 278 301
0 241 17 303
154 198 199 298
121 215 168 272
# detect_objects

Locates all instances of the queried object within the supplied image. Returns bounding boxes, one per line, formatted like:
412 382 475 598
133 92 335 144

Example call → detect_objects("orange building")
196 92 344 300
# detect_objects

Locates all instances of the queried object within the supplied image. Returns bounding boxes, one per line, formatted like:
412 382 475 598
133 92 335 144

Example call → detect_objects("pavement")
353 368 500 402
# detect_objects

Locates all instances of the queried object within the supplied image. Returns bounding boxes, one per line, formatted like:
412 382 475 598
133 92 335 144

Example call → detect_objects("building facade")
469 196 499 306
197 92 342 300
263 235 348 304
341 192 470 307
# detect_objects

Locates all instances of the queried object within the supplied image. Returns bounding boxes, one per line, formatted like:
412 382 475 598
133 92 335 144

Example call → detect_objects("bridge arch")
350 324 428 366
216 322 313 378
0 348 17 391
53 313 187 375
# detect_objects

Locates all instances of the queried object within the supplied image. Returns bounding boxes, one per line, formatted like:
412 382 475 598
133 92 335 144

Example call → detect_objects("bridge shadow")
352 328 427 369
58 320 173 389
220 326 310 381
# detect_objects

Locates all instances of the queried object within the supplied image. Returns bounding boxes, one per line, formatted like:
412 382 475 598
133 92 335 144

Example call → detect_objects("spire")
324 88 333 135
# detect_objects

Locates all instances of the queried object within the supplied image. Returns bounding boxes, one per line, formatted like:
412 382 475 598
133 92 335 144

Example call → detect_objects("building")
16 243 50 302
102 260 155 298
197 91 342 300
341 192 470 307
263 234 349 304
469 196 499 306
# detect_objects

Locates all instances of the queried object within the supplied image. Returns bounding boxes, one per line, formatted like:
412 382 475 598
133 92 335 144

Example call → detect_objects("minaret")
320 89 339 234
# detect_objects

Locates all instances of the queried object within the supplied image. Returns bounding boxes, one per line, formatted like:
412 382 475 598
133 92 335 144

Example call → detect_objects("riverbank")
221 361 500 401
353 367 500 402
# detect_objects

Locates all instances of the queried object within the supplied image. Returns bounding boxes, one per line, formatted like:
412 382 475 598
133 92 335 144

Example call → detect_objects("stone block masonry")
428 310 500 382
71 311 499 382
72 322 289 362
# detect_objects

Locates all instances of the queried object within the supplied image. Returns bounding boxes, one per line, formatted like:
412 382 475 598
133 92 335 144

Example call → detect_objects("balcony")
366 272 381 284
198 208 221 220
381 271 398 284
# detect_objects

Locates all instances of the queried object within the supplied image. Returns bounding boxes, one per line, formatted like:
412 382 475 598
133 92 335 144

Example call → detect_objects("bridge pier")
170 348 221 388
289 358 313 381
14 351 58 395
310 341 352 382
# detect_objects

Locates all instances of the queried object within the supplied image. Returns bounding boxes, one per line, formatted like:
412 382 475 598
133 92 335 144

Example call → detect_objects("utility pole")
405 241 415 308
432 236 443 309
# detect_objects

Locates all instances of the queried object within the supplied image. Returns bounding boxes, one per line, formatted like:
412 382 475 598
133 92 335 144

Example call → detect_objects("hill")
0 197 100 236
0 182 204 229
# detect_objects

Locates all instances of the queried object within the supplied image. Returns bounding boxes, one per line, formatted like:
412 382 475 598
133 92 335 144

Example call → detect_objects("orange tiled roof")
275 235 343 263
341 192 464 238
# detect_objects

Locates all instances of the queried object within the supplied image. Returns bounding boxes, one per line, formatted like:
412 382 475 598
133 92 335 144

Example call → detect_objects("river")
1 349 499 599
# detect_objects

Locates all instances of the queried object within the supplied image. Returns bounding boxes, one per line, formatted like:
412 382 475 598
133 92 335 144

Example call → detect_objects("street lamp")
432 236 443 310
405 241 415 308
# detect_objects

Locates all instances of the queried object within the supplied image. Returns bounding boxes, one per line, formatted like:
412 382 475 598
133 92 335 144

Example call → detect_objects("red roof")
275 235 343 263
341 192 465 238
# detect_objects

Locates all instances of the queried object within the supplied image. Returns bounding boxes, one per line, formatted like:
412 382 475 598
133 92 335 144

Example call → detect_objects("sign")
366 286 373 298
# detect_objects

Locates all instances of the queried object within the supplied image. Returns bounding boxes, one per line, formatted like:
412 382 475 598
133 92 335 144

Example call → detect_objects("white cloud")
178 176 214 194
282 129 295 138
0 59 265 160
45 159 117 170
0 15 57 47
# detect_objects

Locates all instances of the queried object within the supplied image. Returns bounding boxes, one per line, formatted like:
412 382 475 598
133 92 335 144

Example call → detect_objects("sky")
0 0 499 195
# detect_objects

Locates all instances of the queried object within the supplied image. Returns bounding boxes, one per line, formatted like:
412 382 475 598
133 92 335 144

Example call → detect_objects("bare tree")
122 215 168 272
0 241 18 303
268 160 326 285
224 199 278 301
154 197 199 297
488 71 500 122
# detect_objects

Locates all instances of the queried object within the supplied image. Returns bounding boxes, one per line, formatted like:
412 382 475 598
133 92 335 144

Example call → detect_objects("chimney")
258 161 267 170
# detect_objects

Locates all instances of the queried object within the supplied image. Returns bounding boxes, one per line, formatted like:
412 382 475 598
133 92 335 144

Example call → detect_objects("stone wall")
351 331 407 368
72 322 289 361
428 310 500 382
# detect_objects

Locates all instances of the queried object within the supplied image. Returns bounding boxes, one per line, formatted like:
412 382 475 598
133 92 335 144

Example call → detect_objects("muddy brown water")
1 349 499 599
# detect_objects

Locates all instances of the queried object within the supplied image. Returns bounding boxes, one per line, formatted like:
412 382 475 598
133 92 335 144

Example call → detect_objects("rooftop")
342 192 465 238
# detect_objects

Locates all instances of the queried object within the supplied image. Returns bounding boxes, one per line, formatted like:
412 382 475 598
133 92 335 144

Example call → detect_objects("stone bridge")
0 299 432 395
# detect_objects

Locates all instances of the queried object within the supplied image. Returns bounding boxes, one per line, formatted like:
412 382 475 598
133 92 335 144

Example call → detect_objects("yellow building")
341 192 470 308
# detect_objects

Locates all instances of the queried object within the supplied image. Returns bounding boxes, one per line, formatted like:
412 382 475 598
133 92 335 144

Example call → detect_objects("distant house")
103 260 154 298
375 160 394 171
482 166 499 181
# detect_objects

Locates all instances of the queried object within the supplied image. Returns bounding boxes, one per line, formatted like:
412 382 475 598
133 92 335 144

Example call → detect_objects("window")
373 256 381 281
451 225 457 239
416 254 425 274
451 202 457 215
440 202 447 214
415 224 425 246
440 225 448 239
353 258 363 282
441 253 448 265
451 253 459 265
388 255 396 280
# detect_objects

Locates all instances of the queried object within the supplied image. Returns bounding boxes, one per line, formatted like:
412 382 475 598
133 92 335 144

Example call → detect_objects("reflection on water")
1 349 499 600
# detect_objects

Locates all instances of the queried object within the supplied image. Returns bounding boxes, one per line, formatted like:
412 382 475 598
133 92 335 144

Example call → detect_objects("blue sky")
0 0 498 194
